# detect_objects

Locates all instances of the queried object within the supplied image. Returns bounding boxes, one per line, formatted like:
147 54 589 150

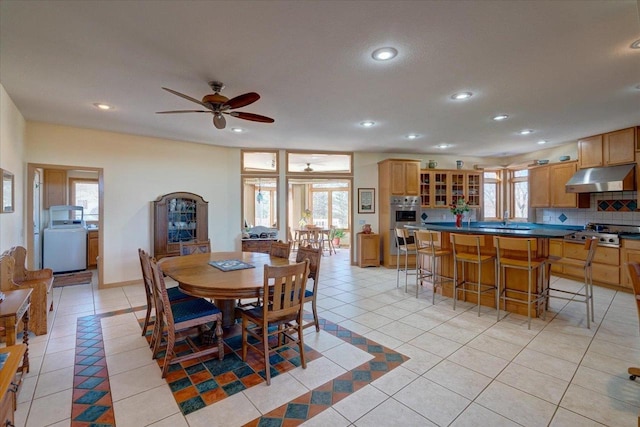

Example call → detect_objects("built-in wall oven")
390 196 420 255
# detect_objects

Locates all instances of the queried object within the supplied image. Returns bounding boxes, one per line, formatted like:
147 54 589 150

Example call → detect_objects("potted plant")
332 228 346 246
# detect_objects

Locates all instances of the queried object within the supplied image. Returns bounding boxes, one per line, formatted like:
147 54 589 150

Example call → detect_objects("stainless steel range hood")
565 163 635 193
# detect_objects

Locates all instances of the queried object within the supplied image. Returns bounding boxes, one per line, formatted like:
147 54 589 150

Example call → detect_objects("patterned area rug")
53 271 93 287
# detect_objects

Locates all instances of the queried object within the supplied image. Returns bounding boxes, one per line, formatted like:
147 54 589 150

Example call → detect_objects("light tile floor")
11 249 640 426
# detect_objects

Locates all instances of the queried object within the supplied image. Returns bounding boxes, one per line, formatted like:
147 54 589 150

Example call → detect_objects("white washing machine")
43 205 87 273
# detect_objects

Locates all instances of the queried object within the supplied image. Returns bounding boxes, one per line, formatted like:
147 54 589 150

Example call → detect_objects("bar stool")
450 233 497 317
546 236 598 328
395 227 417 292
494 236 547 329
414 230 453 302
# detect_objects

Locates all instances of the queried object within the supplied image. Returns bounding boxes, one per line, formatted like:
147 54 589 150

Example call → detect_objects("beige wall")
25 121 241 285
0 85 26 250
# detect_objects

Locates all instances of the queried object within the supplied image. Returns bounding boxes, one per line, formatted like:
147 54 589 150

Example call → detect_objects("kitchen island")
406 223 578 317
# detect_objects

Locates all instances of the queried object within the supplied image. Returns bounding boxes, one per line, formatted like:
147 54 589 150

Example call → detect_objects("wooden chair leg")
298 324 306 369
241 316 248 361
263 324 271 385
312 300 320 332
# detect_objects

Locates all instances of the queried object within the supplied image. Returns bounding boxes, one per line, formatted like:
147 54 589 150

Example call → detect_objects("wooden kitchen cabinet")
561 241 620 286
87 230 98 268
530 162 588 208
43 169 67 208
153 192 208 259
578 127 635 169
379 159 421 196
549 239 563 274
419 170 482 208
621 239 640 289
604 127 636 165
550 162 590 208
358 233 380 267
529 165 550 207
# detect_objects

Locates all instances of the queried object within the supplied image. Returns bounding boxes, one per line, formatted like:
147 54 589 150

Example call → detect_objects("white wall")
0 85 26 250
25 121 241 285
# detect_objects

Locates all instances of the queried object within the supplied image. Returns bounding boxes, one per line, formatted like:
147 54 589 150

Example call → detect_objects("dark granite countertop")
407 222 581 238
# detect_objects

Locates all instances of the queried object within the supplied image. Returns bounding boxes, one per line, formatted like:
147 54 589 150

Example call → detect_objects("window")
510 169 529 220
69 179 99 223
483 170 500 219
310 182 349 229
243 177 278 228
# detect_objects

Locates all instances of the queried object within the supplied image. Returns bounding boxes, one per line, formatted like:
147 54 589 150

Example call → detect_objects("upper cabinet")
379 159 421 196
530 161 589 208
43 169 67 208
578 127 636 169
419 170 482 208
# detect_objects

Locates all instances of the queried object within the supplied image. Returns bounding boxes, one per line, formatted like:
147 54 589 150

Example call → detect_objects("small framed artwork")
0 169 14 214
358 188 375 214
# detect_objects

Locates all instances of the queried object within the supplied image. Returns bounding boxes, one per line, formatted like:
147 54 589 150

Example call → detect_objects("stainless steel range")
563 223 640 248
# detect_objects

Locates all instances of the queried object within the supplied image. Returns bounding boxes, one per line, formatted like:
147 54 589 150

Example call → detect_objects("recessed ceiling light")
519 129 534 135
451 92 473 100
231 127 244 133
493 114 509 121
407 134 420 140
631 39 640 49
537 140 547 145
371 47 398 61
93 103 112 110
360 121 375 127
436 143 451 149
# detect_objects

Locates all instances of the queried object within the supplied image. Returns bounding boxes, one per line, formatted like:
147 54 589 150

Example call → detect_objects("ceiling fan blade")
156 110 211 114
223 92 260 110
213 113 226 129
229 111 275 123
161 87 210 108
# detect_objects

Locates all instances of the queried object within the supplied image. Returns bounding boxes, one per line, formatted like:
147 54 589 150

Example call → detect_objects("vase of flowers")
450 196 470 228
299 209 312 228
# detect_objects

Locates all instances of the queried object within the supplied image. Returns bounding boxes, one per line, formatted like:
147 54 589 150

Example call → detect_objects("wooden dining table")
159 251 294 327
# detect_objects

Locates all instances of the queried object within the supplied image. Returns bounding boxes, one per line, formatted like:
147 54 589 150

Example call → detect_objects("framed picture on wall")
358 188 375 214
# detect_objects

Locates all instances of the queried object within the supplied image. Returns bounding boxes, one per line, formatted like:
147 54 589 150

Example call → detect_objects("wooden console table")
0 289 31 374
0 345 26 425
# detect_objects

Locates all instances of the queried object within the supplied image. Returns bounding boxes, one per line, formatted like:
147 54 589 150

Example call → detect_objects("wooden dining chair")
137 248 192 340
296 245 322 331
627 262 640 382
179 239 211 256
148 255 224 378
240 259 310 385
269 240 292 259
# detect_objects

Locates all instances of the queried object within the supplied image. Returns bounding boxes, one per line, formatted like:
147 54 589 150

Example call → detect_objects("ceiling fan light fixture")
213 113 226 129
304 163 314 172
372 47 398 61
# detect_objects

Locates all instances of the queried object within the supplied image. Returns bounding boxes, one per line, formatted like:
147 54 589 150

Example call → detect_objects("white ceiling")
1 1 639 158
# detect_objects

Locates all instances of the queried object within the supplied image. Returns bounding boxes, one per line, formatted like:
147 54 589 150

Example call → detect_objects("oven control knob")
609 238 615 243
580 235 586 240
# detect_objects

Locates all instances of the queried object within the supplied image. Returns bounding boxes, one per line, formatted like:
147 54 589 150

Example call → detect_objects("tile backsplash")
536 191 640 226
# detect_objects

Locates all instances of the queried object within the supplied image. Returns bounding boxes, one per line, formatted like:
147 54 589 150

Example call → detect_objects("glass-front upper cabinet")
153 192 208 259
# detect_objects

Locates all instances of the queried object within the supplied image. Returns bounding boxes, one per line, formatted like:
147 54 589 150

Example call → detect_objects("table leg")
6 315 16 347
215 299 237 328
22 308 30 374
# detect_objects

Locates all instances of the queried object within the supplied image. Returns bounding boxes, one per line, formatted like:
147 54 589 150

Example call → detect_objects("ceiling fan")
157 81 274 129
304 163 314 172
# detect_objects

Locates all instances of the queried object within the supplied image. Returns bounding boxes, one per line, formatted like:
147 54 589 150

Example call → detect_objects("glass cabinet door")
167 197 198 243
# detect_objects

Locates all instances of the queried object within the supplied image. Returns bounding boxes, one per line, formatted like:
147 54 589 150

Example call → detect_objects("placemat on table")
208 259 255 272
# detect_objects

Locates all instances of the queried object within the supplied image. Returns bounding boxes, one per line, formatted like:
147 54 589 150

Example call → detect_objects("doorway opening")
27 163 104 287
287 178 352 258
